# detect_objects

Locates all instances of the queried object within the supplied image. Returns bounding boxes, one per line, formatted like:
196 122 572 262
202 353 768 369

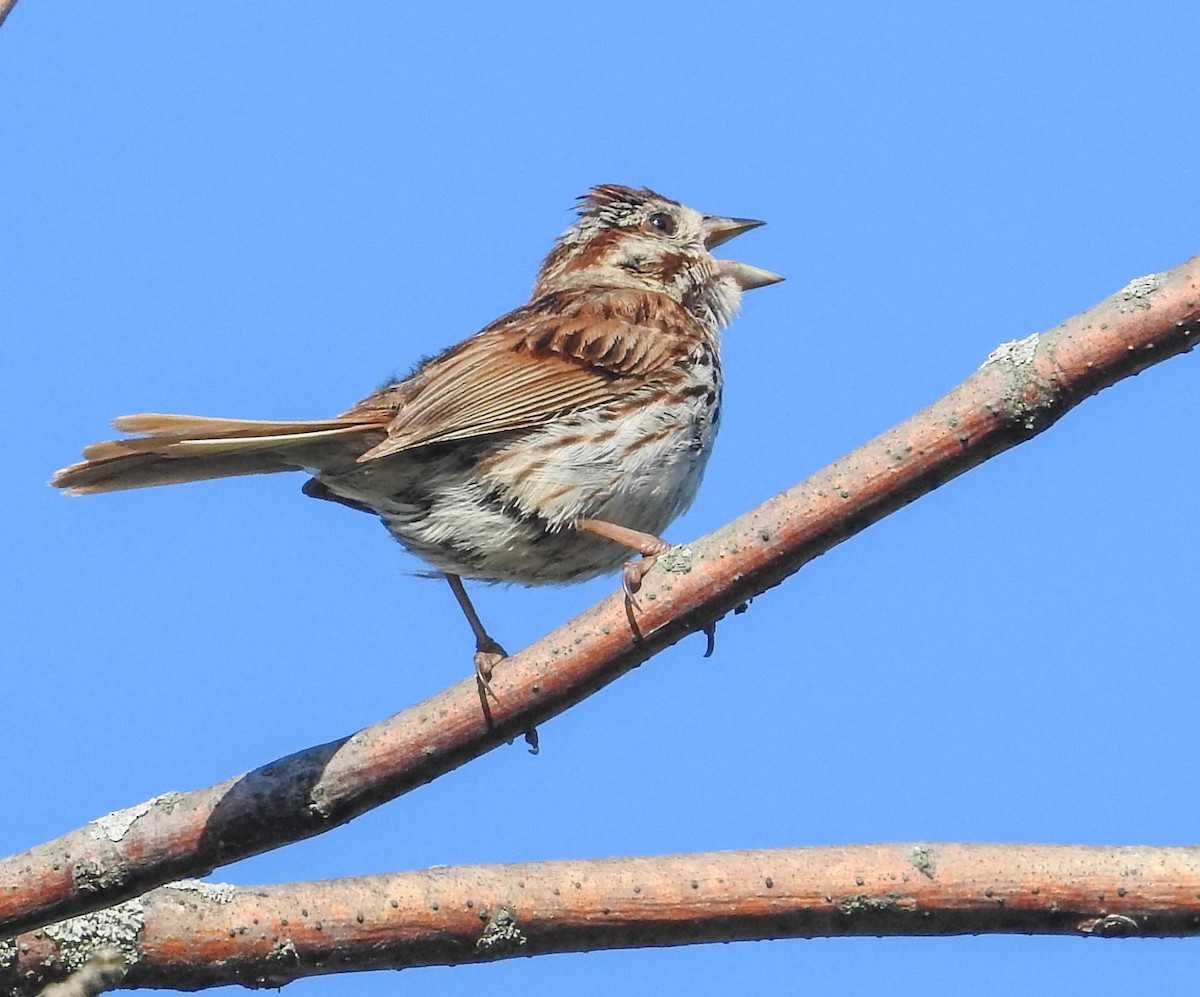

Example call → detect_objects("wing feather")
353 289 699 462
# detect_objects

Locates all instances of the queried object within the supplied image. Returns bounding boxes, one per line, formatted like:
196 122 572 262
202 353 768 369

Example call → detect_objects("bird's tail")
51 413 386 494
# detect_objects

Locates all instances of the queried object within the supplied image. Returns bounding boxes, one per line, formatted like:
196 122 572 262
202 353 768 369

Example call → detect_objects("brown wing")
348 288 699 462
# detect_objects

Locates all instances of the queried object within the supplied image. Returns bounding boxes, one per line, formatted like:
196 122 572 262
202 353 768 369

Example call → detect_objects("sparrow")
53 184 782 682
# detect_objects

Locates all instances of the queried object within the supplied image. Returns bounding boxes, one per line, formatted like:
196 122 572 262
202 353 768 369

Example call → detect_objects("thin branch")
4 844 1198 993
34 948 126 997
3 259 1197 940
0 0 19 30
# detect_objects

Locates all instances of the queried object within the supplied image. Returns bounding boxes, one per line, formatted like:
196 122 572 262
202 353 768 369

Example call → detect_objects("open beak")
702 214 784 289
702 215 765 249
717 259 785 290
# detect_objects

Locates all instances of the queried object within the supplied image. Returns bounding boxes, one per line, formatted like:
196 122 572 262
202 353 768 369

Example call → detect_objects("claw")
473 637 507 695
621 554 659 598
524 728 540 755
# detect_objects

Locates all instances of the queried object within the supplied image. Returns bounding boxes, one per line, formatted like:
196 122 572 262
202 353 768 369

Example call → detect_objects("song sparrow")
53 184 782 680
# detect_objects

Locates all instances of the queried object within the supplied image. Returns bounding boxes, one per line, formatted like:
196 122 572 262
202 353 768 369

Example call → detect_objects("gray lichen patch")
658 545 695 574
906 844 938 880
267 937 300 964
42 899 144 972
1117 273 1162 312
88 792 183 843
72 856 118 894
982 332 1040 371
475 907 527 956
981 332 1054 429
1078 913 1140 936
836 892 902 915
163 879 238 903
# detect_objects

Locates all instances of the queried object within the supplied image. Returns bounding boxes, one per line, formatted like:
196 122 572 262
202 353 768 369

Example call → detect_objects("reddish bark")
6 844 1198 993
2 258 1196 943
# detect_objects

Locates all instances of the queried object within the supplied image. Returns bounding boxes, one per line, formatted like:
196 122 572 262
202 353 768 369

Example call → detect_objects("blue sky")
3 3 1198 994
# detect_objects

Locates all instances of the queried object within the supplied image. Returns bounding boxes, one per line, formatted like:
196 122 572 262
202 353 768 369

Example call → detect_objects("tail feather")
162 425 377 458
111 413 361 436
53 412 386 495
54 451 305 494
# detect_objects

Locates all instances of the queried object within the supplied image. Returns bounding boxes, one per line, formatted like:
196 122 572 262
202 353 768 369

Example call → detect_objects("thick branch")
4 844 1197 993
3 260 1197 939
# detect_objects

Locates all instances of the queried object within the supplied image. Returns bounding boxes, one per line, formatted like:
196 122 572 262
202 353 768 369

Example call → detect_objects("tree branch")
3 258 1197 940
4 844 1197 993
34 949 126 997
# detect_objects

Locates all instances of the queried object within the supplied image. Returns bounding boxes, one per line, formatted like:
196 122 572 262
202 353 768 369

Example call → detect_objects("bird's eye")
647 212 676 235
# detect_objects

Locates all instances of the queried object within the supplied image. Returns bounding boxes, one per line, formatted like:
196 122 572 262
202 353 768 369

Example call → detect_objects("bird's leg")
575 518 671 597
445 573 506 691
